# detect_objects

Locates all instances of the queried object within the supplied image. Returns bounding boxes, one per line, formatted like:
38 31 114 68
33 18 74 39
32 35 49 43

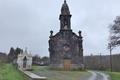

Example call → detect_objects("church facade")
49 0 84 70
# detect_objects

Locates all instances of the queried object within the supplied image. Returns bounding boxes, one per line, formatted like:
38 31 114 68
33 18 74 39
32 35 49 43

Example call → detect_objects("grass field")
107 72 120 80
0 63 26 80
32 66 90 80
1 64 120 80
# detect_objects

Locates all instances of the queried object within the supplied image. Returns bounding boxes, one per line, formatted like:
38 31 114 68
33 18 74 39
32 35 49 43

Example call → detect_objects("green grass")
107 72 120 80
0 63 26 80
32 66 90 80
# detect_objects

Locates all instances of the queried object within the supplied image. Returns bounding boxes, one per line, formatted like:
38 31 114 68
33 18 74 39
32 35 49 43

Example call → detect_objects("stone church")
49 0 84 70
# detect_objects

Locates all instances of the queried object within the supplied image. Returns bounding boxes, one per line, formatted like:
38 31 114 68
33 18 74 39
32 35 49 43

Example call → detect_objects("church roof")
61 0 70 15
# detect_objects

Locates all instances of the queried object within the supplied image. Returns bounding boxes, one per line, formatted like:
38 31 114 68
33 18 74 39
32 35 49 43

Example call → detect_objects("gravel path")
87 71 111 80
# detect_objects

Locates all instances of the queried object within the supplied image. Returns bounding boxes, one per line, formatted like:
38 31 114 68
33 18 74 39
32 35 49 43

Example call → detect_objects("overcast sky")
0 0 120 56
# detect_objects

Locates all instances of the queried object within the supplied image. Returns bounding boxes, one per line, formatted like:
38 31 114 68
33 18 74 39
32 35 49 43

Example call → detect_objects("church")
49 0 84 70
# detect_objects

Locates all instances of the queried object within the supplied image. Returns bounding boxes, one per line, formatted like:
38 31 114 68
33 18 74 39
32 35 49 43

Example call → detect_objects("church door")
63 59 71 71
23 56 27 68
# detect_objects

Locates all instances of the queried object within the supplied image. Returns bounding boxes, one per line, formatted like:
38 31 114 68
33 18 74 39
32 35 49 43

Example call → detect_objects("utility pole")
99 53 102 70
108 43 113 72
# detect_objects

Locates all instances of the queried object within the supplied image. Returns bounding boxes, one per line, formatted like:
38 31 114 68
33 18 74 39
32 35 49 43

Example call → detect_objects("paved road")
87 71 111 80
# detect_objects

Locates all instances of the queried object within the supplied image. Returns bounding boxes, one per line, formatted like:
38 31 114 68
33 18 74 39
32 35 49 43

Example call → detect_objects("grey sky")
0 0 120 56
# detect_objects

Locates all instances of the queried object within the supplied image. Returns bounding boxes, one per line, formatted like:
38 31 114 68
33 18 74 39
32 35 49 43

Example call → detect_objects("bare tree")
108 43 114 72
108 16 120 71
109 16 120 47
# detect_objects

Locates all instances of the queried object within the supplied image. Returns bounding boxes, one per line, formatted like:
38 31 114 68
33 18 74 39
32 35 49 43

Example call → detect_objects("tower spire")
64 0 66 3
61 0 70 15
59 0 72 31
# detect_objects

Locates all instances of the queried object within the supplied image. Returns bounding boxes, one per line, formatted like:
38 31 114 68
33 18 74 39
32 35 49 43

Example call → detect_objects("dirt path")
87 71 111 80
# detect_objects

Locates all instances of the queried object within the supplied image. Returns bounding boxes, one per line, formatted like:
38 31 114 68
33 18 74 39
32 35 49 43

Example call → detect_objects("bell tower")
59 0 72 31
